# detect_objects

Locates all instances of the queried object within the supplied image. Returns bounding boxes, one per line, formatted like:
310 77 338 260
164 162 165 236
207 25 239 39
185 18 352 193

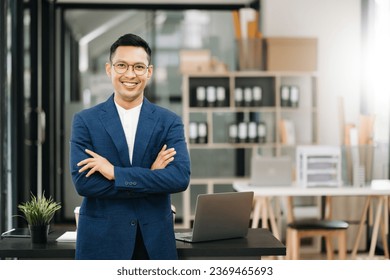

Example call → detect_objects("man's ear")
105 63 111 77
147 65 153 79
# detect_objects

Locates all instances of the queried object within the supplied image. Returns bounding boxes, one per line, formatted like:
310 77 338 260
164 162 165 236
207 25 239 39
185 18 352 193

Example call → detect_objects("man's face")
105 46 153 109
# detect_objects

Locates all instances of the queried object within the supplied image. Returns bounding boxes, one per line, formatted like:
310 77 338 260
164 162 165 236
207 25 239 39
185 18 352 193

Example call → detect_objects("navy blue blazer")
70 95 191 260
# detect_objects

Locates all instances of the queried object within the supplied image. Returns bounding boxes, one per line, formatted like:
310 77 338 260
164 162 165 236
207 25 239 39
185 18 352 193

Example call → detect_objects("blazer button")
130 220 136 226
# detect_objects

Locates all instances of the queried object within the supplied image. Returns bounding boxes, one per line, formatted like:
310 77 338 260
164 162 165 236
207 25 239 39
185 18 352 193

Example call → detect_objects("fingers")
159 144 167 153
159 147 176 158
77 157 92 168
85 166 97 178
150 145 176 170
85 149 99 157
77 149 99 167
158 148 176 167
77 149 101 177
78 161 93 173
165 156 175 165
162 149 176 160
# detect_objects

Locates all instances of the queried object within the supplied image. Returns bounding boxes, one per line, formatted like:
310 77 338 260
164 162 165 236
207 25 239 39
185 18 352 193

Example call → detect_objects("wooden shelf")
178 71 318 228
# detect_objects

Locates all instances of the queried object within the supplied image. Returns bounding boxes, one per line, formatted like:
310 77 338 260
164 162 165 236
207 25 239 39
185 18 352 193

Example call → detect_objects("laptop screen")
189 191 254 242
250 156 292 186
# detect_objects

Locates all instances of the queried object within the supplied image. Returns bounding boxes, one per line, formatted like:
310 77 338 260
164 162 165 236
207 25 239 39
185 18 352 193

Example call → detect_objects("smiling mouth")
121 81 139 88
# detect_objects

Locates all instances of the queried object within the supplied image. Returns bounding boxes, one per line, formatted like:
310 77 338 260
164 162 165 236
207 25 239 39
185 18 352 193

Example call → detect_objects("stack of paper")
56 231 77 242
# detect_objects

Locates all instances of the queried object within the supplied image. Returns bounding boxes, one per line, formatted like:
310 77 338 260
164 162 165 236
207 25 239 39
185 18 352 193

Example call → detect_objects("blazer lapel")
99 95 131 167
132 98 158 166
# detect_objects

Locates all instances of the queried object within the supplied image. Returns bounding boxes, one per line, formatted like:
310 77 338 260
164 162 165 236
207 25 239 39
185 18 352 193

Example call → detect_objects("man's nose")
124 67 137 77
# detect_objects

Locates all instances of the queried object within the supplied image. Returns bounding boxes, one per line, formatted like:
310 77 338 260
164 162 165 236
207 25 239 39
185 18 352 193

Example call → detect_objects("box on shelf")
180 50 211 73
265 37 317 71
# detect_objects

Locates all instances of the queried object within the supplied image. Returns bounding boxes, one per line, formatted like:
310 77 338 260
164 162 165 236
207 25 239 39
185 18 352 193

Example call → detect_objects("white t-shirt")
115 102 142 164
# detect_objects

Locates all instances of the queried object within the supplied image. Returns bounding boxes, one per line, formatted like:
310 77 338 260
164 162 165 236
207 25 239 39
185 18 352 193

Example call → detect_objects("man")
70 33 191 260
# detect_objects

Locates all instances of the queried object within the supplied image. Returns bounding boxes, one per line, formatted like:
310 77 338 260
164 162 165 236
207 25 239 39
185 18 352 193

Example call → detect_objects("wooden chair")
286 219 349 260
285 196 349 260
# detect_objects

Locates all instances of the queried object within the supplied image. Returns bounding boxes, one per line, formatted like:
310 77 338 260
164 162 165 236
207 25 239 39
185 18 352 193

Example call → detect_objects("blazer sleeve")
114 114 191 194
70 113 142 199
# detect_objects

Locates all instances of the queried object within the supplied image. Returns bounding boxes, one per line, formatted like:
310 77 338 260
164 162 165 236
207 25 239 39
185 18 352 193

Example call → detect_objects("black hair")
109 33 152 64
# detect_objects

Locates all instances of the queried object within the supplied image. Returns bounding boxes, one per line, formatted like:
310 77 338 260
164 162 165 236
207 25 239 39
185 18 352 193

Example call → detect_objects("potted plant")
18 193 61 244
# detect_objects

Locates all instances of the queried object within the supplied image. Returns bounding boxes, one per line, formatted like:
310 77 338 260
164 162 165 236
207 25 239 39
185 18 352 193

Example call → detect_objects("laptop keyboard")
175 232 192 240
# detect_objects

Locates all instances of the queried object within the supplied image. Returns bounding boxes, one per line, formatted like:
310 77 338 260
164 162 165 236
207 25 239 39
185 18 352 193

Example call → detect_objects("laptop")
1 228 30 239
250 156 292 186
175 191 254 243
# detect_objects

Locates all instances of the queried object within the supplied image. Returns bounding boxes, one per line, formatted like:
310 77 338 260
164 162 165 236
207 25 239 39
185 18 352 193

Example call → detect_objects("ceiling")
67 10 154 61
57 0 255 5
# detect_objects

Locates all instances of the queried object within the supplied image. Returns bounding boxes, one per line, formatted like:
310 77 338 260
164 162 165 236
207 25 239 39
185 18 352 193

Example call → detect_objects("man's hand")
77 149 115 180
151 144 176 170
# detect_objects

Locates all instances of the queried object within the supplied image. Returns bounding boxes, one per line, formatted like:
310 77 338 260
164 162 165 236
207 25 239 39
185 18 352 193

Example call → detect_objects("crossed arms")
77 144 176 180
70 112 190 198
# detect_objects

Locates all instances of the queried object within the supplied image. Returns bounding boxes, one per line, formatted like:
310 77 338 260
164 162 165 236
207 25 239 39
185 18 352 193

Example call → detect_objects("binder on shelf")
198 122 208 144
257 122 267 143
196 86 206 107
228 123 238 143
244 87 253 107
238 121 248 143
189 122 198 144
216 86 227 107
290 86 299 107
206 86 216 107
280 86 290 107
248 121 258 143
234 88 244 107
253 86 262 107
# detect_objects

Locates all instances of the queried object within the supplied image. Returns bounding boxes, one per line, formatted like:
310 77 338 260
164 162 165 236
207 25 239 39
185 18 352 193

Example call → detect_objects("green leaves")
18 193 62 226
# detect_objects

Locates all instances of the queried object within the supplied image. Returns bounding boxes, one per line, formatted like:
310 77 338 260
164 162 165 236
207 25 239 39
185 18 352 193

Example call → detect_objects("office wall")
263 0 361 145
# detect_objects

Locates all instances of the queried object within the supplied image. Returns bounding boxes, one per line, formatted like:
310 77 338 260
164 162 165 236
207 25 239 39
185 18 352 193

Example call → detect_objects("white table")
233 180 390 259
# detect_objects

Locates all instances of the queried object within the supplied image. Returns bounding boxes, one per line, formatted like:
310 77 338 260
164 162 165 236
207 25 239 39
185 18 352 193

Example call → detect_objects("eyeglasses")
112 62 149 76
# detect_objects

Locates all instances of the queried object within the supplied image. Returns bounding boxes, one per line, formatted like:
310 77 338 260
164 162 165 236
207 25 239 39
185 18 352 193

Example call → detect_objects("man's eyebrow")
112 60 147 65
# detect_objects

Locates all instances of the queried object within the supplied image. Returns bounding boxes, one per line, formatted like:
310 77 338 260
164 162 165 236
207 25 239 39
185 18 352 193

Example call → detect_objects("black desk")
0 228 285 260
176 228 285 259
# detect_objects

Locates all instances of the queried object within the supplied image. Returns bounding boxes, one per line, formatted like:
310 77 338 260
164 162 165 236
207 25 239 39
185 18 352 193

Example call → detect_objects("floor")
294 252 386 260
263 250 388 260
263 235 389 260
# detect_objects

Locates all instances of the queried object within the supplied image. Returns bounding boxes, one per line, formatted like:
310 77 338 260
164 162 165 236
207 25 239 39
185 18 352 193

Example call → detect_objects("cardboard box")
265 37 317 71
180 50 211 73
